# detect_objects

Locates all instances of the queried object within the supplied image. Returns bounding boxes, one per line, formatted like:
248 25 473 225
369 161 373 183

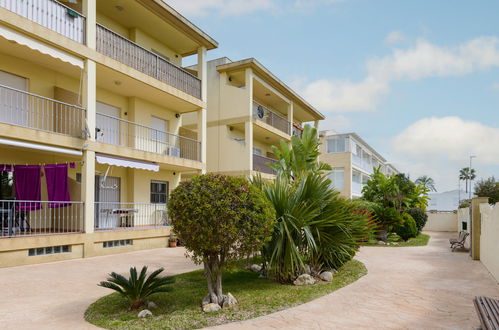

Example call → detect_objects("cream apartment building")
319 130 399 199
183 57 325 178
0 0 217 267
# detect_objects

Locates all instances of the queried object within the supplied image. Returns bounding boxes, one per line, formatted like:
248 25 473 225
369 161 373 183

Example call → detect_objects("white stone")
293 274 316 286
250 264 262 272
319 271 333 282
146 301 157 309
303 264 311 274
378 241 386 245
201 294 211 306
202 303 221 312
222 292 238 309
137 309 152 318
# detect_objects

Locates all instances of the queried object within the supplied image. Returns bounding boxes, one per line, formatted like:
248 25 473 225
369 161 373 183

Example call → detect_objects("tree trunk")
215 258 223 304
203 258 218 305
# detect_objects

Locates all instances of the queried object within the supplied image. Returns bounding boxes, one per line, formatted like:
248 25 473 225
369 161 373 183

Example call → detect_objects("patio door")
0 70 28 127
94 176 121 229
150 116 169 154
96 102 120 146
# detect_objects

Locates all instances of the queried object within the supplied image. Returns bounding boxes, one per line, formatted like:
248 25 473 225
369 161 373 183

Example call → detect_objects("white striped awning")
95 154 159 172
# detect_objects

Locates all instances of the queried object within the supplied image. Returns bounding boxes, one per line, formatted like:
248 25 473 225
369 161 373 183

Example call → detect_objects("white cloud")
384 31 405 45
392 116 499 165
293 0 344 9
299 36 499 112
391 117 499 191
492 82 499 91
165 0 274 17
316 114 352 131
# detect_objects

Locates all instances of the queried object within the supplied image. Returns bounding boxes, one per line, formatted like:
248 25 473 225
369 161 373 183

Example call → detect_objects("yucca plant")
98 266 175 310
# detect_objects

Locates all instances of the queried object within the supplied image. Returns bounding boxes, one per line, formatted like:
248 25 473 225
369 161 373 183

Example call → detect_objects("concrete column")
471 197 488 260
81 150 95 236
245 68 253 116
197 108 207 172
245 121 253 173
82 59 96 140
287 102 294 136
314 120 319 129
82 0 96 50
197 47 207 102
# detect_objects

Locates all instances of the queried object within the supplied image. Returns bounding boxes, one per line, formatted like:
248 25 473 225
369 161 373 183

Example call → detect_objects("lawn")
85 259 367 329
363 233 430 247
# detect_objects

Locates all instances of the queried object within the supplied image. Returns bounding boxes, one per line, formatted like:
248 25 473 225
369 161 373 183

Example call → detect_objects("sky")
166 0 499 192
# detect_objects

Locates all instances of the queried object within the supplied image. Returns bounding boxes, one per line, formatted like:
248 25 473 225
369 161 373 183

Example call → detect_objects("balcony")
252 101 290 135
0 200 84 238
0 0 85 43
96 24 201 99
253 153 277 175
352 154 373 173
0 84 86 138
94 202 168 231
96 113 201 162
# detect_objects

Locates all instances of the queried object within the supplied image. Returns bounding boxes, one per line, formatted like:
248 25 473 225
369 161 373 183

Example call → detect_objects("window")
352 171 361 183
151 117 169 143
151 180 168 204
103 239 132 248
0 171 14 199
327 137 347 153
28 245 71 256
327 168 344 190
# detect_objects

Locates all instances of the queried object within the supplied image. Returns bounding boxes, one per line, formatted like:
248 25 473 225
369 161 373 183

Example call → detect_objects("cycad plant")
98 266 174 309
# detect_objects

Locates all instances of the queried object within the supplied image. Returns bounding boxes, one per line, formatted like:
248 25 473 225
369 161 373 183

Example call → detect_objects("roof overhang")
216 58 325 122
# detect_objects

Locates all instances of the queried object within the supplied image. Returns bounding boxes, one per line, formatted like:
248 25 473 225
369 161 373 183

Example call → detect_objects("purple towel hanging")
44 164 71 208
14 165 42 211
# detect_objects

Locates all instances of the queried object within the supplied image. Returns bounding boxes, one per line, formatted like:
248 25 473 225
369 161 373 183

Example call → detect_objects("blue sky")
169 0 499 192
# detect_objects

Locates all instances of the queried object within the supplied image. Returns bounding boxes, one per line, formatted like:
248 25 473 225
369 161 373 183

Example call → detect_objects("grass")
363 233 430 247
85 259 367 329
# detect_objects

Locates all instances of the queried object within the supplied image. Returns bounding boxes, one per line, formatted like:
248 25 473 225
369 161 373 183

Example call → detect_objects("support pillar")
82 0 96 50
197 47 207 172
245 121 253 174
287 102 294 136
314 120 319 129
471 197 488 260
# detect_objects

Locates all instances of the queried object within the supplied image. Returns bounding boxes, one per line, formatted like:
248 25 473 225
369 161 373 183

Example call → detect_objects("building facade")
183 57 325 179
0 0 218 267
319 130 399 199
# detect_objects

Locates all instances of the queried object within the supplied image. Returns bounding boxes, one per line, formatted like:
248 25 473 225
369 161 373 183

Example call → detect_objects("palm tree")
415 176 436 192
459 167 476 193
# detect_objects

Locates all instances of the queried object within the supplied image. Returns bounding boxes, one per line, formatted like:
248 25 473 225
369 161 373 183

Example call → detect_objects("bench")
474 296 499 329
449 231 469 251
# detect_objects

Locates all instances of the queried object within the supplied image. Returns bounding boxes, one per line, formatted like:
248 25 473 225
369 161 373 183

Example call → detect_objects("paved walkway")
211 232 499 330
1 232 498 329
0 247 201 330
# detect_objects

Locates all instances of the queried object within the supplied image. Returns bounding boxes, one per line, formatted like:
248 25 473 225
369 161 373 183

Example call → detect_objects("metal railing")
352 153 374 173
253 154 277 175
0 200 84 238
96 112 201 161
0 84 86 138
252 101 291 135
96 24 201 99
94 202 168 231
0 0 85 43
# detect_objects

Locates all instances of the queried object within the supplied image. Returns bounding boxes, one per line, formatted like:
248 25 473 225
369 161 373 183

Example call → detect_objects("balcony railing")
0 84 86 138
96 112 201 161
352 154 374 173
252 101 291 135
253 154 277 175
94 202 168 231
0 200 84 238
0 0 85 43
96 24 201 99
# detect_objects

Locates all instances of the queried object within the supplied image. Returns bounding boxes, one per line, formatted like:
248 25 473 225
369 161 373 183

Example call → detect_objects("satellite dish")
257 105 265 119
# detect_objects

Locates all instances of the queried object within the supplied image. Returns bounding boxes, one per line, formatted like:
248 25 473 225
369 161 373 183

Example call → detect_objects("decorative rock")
201 294 211 306
222 292 238 309
146 301 158 309
138 309 152 318
202 303 221 312
303 264 311 274
378 241 386 245
293 274 316 286
319 271 333 282
250 264 262 272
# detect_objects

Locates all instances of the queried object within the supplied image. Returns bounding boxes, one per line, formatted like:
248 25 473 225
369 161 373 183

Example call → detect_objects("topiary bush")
406 208 428 233
394 213 418 241
168 174 275 306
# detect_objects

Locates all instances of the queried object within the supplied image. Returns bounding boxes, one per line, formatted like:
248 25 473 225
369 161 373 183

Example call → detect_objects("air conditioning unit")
168 146 180 157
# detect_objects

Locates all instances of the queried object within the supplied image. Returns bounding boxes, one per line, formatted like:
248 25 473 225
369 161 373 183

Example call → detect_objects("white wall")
479 203 499 283
423 211 458 232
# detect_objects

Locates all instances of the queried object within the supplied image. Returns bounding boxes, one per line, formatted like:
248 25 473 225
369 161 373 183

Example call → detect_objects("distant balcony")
352 154 373 173
96 112 201 162
0 0 85 43
0 84 86 138
94 202 168 231
253 153 277 175
252 101 290 135
96 24 201 99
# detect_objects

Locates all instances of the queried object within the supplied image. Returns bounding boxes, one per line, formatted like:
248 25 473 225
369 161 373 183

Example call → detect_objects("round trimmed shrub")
394 213 418 241
406 208 428 233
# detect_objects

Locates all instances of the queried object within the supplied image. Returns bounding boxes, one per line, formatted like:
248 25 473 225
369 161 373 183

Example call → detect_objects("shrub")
394 213 418 241
98 266 174 310
168 174 274 306
372 204 402 232
405 208 428 233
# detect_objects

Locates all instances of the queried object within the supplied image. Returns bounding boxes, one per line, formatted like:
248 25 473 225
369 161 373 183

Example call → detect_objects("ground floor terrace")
0 232 497 329
0 144 198 267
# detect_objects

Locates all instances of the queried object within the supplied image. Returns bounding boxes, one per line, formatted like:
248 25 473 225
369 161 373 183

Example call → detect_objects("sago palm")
98 266 175 309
